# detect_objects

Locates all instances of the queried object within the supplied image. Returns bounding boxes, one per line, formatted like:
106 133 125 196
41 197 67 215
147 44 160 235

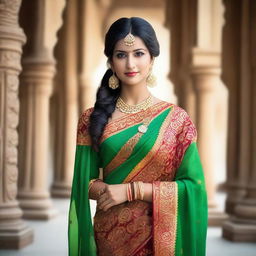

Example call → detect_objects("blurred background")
0 0 255 255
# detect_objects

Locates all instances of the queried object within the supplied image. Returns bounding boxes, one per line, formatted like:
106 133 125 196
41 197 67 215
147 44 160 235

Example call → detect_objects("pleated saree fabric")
68 101 208 256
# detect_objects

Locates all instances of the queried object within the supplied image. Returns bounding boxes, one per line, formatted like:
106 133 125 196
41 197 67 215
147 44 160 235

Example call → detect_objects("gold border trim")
153 181 178 256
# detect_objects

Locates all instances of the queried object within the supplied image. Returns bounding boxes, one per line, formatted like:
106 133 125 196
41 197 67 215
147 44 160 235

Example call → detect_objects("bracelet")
126 183 132 202
126 182 145 202
131 182 135 201
132 181 145 201
88 178 102 193
137 181 144 200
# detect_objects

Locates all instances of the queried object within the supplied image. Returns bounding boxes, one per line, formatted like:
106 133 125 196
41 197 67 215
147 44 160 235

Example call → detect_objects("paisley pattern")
76 107 94 145
94 200 153 256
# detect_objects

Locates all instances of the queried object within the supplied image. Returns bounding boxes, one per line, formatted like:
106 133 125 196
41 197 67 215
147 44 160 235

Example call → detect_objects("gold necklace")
116 94 153 114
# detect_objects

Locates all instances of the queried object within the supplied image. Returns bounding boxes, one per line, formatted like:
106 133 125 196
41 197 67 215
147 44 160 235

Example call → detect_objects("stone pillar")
190 50 227 221
166 0 227 225
190 50 220 207
222 0 256 241
165 0 197 120
78 0 105 111
18 0 65 219
0 0 33 249
51 0 78 197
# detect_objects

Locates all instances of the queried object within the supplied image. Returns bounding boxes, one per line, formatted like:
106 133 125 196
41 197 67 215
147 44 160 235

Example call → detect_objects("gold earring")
109 73 119 89
146 70 157 88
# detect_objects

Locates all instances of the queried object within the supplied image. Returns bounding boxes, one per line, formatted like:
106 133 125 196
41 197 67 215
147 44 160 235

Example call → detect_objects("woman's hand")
97 184 128 212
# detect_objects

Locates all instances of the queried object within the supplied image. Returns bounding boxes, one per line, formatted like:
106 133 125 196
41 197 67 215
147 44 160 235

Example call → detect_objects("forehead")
114 36 148 52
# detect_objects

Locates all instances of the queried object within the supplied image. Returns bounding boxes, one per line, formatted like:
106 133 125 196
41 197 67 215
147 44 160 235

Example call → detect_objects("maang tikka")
124 29 135 46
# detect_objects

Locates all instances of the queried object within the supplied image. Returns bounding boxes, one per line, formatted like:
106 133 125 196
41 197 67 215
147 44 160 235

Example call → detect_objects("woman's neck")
119 86 151 105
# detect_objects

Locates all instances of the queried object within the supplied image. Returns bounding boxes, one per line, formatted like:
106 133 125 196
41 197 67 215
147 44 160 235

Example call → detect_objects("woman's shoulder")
163 102 192 121
79 107 94 122
76 107 94 145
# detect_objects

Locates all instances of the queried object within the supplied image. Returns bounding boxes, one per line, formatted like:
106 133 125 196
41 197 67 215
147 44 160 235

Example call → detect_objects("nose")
126 54 135 70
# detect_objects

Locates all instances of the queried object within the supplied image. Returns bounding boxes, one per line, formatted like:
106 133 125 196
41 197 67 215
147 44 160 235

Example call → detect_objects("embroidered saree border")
123 105 197 183
153 181 177 256
77 108 94 146
104 105 172 176
100 101 171 144
76 102 171 146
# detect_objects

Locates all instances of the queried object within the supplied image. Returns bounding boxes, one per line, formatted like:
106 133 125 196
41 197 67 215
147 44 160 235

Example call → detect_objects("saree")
68 101 208 256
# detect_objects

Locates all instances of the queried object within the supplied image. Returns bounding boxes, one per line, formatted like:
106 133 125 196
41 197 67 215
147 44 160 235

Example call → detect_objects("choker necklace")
116 94 153 114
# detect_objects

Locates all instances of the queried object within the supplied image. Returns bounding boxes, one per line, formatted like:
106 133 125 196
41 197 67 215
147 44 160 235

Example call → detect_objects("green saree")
68 101 208 256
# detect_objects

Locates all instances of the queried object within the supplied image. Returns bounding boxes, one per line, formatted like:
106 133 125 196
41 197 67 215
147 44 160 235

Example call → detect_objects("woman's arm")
95 182 153 211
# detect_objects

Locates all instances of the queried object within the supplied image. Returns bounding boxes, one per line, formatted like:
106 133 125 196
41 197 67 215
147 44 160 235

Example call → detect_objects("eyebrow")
114 48 147 53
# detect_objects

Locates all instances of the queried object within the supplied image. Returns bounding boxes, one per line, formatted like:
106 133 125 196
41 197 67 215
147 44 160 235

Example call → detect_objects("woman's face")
110 36 153 88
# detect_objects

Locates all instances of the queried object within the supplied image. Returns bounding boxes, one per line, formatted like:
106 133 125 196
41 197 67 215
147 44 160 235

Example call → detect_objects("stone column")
0 0 33 249
190 49 225 213
18 0 65 219
166 0 227 225
51 0 78 197
165 0 197 120
78 0 105 112
222 0 256 241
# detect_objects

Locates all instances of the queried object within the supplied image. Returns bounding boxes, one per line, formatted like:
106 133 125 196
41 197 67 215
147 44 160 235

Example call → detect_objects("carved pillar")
18 0 65 219
222 0 256 241
51 0 78 197
0 0 33 249
165 0 197 121
166 0 227 225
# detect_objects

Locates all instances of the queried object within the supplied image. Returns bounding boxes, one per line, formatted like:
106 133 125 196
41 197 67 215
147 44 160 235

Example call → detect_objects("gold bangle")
134 182 138 200
138 181 144 200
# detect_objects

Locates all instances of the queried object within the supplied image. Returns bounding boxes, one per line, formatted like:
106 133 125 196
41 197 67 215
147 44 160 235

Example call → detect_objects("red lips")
125 72 138 77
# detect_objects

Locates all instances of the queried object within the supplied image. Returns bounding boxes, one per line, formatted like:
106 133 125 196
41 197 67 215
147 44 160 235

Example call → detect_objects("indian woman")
68 17 208 256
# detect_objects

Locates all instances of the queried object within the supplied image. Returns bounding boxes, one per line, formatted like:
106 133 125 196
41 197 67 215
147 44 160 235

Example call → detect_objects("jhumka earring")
146 68 157 88
109 73 119 89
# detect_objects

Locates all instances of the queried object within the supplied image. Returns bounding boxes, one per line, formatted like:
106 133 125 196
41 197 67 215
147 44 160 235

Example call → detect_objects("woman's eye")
135 51 144 57
116 53 126 58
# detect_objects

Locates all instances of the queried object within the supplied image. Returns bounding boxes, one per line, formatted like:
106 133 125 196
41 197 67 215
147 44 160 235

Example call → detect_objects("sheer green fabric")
175 142 208 255
68 145 100 256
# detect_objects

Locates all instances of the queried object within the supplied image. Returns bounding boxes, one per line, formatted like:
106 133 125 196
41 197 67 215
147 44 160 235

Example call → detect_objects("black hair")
89 17 160 152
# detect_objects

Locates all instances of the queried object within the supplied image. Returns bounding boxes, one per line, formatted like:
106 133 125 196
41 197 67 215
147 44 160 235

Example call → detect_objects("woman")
68 17 207 256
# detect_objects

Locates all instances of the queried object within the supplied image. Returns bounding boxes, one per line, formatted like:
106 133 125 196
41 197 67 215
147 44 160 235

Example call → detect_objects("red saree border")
76 101 171 146
153 181 177 256
100 101 171 144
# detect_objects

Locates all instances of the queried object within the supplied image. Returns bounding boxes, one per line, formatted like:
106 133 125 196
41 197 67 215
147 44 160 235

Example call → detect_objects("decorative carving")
0 0 22 25
0 51 21 70
6 164 18 201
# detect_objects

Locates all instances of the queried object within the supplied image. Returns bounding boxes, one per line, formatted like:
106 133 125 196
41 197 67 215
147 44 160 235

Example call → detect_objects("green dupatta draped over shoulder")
68 102 208 256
